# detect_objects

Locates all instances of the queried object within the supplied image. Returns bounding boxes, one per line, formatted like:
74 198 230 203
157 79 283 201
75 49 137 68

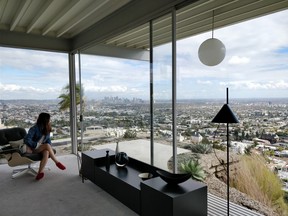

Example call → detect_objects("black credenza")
82 149 207 215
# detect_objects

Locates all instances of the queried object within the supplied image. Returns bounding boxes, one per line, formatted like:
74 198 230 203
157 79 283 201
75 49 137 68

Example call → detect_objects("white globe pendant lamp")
198 11 226 66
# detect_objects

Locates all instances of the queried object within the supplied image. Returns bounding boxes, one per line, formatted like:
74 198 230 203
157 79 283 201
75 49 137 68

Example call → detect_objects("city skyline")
0 9 287 100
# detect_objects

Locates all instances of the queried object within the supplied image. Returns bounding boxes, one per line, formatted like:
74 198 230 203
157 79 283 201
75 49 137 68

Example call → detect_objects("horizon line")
1 97 288 101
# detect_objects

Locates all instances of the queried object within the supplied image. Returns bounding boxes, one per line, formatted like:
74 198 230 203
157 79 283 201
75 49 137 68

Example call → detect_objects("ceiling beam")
82 44 149 61
56 0 110 38
0 0 8 22
10 0 32 31
68 0 131 38
27 0 54 33
0 30 71 52
42 0 81 36
103 0 288 49
72 0 199 51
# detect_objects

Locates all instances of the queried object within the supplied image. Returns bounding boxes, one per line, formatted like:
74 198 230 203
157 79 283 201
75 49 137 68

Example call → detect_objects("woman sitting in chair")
24 112 66 180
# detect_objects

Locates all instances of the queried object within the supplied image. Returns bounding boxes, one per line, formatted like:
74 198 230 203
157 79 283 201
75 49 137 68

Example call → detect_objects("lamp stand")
226 87 230 216
226 122 230 216
212 87 239 215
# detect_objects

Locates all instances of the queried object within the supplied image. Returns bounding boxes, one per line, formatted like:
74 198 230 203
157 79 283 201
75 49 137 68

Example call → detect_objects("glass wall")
78 54 150 163
0 47 70 154
175 6 288 216
152 13 174 170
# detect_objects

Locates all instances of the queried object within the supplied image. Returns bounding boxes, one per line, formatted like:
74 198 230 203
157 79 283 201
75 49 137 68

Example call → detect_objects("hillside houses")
0 98 287 151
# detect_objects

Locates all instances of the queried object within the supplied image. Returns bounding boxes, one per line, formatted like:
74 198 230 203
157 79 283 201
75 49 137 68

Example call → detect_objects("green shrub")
77 142 93 151
213 143 226 151
180 159 206 181
123 129 137 138
189 143 212 154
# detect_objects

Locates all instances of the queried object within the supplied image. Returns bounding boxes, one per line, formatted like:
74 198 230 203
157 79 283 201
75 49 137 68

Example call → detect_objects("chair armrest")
0 146 22 155
23 153 42 161
22 148 56 161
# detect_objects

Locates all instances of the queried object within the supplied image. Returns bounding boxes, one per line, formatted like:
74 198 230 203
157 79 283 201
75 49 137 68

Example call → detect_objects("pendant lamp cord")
212 10 214 38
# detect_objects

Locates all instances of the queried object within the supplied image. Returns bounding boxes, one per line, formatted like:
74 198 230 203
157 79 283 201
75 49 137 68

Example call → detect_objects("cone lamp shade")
212 104 239 124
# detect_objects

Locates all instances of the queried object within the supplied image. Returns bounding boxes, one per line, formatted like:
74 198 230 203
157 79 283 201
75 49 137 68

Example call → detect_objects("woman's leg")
38 150 49 174
35 144 66 170
35 144 59 163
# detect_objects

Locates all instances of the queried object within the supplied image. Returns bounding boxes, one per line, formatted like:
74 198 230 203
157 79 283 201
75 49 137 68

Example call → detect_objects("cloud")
0 48 67 71
0 83 57 92
0 82 60 99
86 85 128 93
0 9 288 100
228 56 250 65
0 83 22 91
220 80 288 90
197 80 212 85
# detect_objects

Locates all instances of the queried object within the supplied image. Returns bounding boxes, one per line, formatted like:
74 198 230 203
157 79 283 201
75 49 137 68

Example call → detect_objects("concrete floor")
0 141 190 216
0 154 137 216
0 142 264 216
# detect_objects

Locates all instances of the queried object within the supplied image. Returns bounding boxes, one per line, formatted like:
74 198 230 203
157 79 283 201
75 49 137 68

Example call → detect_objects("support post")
149 20 154 166
68 52 78 155
172 8 177 173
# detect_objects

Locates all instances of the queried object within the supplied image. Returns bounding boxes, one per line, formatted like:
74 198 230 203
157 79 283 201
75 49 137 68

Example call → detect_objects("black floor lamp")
211 88 239 215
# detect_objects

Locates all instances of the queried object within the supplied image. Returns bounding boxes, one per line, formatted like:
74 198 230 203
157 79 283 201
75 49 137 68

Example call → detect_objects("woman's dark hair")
36 112 51 135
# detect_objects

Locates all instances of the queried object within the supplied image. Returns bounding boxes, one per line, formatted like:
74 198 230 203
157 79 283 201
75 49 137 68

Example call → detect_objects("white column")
172 7 177 173
68 52 78 154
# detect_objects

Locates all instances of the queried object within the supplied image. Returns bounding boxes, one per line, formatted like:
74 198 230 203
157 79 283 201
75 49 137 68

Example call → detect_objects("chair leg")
12 164 38 179
11 163 52 179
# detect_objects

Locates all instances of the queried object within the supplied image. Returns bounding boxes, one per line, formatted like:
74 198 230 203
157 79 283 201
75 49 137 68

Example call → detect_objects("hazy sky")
0 9 287 100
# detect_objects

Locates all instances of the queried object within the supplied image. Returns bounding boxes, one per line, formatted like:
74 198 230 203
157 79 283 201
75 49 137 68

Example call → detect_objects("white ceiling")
0 0 288 57
104 0 288 49
0 0 131 38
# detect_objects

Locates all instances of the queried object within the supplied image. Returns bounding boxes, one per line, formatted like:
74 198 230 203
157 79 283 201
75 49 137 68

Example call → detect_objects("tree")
58 83 84 111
